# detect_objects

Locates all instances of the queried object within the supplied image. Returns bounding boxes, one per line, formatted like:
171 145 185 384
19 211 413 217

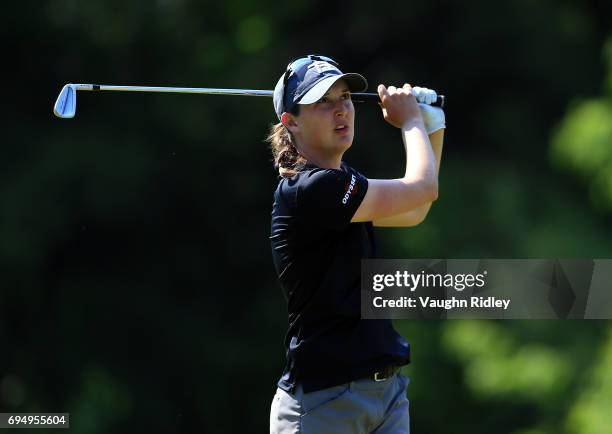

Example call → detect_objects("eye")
317 96 329 103
341 92 351 100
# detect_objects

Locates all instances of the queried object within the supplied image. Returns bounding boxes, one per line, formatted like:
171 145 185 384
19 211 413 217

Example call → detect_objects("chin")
340 134 354 148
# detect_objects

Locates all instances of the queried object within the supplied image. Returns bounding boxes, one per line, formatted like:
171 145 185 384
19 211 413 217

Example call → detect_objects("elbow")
415 169 438 203
408 212 428 227
424 179 438 203
399 175 439 206
404 203 433 227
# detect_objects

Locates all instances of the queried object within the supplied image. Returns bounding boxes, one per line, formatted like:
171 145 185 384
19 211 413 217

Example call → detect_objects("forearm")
401 120 438 193
429 128 444 175
405 128 444 213
374 129 444 227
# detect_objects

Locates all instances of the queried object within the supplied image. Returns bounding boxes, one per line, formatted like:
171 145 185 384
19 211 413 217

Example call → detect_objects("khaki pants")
270 371 410 434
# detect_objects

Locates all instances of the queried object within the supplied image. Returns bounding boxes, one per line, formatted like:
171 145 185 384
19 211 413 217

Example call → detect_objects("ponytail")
266 122 306 178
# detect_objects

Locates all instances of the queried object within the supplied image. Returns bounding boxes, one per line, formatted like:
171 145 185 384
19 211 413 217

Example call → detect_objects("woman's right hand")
377 83 424 129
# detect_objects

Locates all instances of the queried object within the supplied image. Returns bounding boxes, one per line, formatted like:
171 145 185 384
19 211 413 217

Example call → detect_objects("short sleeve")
296 166 368 229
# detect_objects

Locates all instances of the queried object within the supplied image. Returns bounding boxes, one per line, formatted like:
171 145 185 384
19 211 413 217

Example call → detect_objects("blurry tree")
437 320 610 434
566 328 612 434
551 35 612 211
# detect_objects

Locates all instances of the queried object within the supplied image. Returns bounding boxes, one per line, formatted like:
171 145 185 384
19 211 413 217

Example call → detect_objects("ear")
281 112 299 134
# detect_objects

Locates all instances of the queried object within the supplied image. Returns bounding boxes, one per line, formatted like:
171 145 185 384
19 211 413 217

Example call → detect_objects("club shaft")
68 84 445 107
71 83 274 97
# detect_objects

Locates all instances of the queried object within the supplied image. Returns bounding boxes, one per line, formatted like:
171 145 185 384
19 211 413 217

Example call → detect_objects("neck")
306 155 342 170
295 145 342 170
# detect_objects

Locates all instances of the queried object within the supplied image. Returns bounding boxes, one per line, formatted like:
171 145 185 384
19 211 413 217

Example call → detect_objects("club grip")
352 92 445 108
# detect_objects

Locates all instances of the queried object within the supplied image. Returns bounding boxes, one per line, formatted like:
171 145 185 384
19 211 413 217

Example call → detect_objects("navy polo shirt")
270 161 410 394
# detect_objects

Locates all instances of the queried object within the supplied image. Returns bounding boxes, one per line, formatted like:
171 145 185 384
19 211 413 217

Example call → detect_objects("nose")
334 98 350 117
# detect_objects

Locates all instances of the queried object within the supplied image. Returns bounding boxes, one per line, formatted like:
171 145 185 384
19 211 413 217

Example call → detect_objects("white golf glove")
412 86 438 105
419 103 446 134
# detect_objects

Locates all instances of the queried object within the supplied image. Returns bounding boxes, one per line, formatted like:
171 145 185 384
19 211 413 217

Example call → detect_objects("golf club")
53 83 445 119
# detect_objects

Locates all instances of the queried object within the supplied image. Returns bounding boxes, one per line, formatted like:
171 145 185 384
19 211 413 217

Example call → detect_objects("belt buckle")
374 371 387 382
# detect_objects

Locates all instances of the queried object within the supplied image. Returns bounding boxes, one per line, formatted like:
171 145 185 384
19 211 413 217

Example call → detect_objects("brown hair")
266 108 306 178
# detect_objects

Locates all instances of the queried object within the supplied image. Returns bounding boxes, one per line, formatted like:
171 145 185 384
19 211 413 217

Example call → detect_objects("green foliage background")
2 0 612 433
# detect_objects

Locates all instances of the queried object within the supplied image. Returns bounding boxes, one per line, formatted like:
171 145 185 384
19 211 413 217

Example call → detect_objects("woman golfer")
267 54 445 434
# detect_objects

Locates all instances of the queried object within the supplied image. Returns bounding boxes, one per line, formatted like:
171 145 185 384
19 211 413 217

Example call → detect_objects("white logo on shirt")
342 175 357 204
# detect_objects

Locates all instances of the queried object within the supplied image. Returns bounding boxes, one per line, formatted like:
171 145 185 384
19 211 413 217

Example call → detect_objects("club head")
53 84 76 118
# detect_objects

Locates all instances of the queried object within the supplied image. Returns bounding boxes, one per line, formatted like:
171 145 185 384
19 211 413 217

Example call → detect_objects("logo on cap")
308 61 339 74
